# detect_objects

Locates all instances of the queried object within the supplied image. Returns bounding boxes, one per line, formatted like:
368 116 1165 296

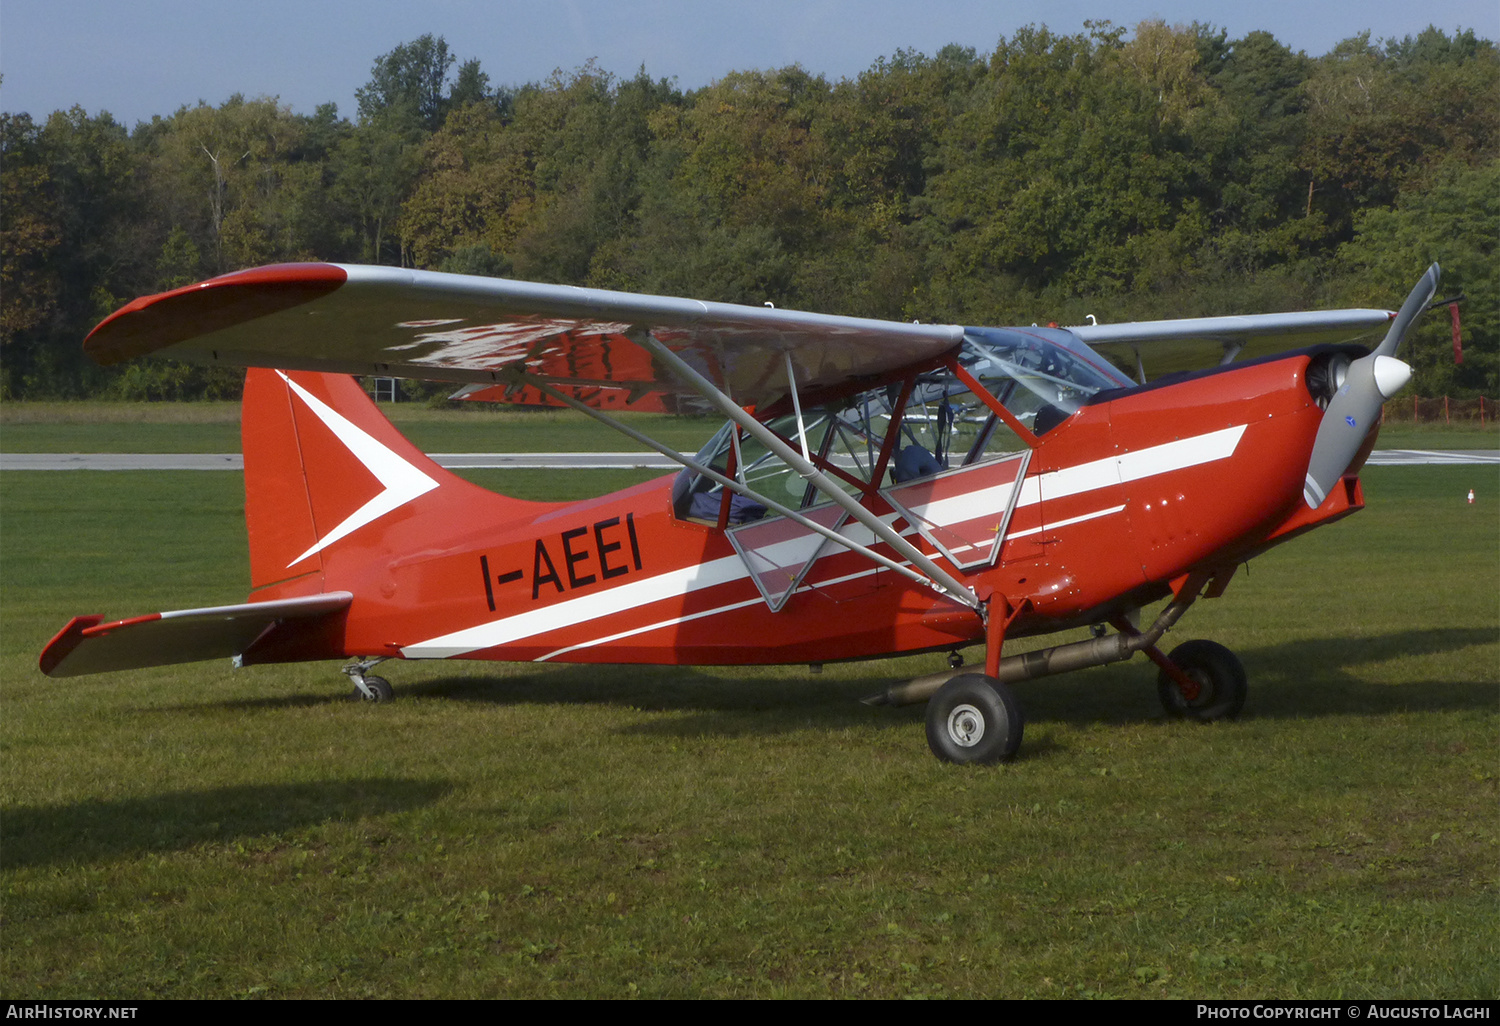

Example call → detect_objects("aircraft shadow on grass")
154 624 1496 736
2 778 452 871
1016 626 1498 726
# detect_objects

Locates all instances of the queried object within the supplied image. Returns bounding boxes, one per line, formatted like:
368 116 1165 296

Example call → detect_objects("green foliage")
356 34 457 132
1 106 150 398
448 59 492 110
1338 159 1500 394
105 360 244 402
331 111 422 264
1 24 1495 398
1301 29 1499 244
438 244 512 278
1 112 62 346
155 225 203 289
397 101 518 267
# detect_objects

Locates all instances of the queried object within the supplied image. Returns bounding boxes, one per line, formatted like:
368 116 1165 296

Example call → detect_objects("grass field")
0 401 723 456
1 427 1497 997
1 399 1494 454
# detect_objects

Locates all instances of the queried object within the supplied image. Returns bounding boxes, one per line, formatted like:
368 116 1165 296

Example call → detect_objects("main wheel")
925 674 1024 764
351 675 394 703
1157 640 1246 722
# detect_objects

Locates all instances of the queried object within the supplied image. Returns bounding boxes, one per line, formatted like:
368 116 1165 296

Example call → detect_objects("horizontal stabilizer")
39 593 353 678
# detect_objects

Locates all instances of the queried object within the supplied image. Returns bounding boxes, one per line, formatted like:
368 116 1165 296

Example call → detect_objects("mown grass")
1373 420 1498 450
0 466 1495 998
2 398 1493 453
0 400 720 455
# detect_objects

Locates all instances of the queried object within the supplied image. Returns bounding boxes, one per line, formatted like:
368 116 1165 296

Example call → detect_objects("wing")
39 593 352 678
85 263 964 410
1070 309 1395 382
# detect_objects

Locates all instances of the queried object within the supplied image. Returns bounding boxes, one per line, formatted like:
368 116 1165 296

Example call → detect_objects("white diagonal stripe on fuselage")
401 424 1247 659
402 553 750 658
873 425 1244 537
532 502 1130 662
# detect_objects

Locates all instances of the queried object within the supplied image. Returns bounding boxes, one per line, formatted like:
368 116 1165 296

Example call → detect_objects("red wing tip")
84 262 349 363
199 262 348 288
81 612 164 637
38 615 104 676
89 262 347 328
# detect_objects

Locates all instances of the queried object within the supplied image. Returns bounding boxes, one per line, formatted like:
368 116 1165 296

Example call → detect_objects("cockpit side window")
671 328 1124 523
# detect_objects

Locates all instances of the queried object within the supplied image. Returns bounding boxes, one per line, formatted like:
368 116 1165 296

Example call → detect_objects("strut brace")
504 368 977 609
634 334 980 612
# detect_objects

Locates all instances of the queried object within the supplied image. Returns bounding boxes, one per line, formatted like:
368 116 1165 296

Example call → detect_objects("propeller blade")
1303 264 1439 508
1374 263 1441 359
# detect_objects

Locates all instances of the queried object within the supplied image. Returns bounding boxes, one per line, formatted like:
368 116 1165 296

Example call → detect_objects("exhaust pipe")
863 596 1193 707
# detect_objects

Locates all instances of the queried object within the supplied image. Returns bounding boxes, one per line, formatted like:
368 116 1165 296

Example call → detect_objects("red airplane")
39 262 1440 763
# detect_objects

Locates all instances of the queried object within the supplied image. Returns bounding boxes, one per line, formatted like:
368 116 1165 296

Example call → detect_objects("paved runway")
1362 449 1500 466
0 452 684 471
2 450 1496 471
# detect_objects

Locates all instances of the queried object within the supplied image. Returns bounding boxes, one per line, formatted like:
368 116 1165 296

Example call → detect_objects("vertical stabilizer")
242 370 450 591
241 369 562 599
243 369 324 590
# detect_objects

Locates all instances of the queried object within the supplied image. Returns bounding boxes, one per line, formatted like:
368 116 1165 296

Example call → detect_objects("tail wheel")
1157 640 1246 722
351 675 393 703
925 674 1024 764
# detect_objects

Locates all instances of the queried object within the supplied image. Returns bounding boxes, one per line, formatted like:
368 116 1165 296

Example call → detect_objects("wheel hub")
946 703 985 747
1179 670 1206 705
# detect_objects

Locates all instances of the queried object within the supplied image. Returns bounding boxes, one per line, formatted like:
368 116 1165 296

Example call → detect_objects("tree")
801 45 987 318
1300 29 1499 245
1205 30 1312 234
608 67 834 306
396 101 525 268
150 95 311 272
0 113 62 350
330 110 423 264
1337 159 1499 396
919 22 1221 320
508 65 679 286
448 59 492 109
349 38 499 264
356 35 456 132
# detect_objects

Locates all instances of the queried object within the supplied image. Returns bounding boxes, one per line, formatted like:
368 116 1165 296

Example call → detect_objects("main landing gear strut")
343 658 393 703
867 575 1248 763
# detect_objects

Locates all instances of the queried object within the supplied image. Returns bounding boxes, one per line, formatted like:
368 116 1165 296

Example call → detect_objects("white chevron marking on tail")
279 371 439 567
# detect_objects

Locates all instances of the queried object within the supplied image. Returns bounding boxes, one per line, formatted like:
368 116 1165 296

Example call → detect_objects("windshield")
960 327 1130 417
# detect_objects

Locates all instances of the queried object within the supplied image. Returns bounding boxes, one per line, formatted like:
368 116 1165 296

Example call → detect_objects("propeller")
1303 263 1440 508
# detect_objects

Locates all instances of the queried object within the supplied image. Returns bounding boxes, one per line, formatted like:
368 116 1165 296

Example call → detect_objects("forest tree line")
2 21 1496 401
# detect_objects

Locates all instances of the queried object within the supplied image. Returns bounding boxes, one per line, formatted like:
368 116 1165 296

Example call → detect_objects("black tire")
351 675 394 703
1157 640 1246 722
925 674 1024 764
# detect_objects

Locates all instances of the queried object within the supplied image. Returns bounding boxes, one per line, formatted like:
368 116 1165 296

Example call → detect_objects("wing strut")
506 369 977 608
784 352 812 461
634 335 981 612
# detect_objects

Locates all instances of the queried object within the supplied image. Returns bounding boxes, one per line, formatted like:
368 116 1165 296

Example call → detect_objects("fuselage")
244 348 1361 670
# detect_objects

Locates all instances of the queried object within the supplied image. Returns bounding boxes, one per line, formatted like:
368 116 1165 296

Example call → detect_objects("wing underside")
85 263 965 410
1071 309 1394 381
83 262 1396 402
